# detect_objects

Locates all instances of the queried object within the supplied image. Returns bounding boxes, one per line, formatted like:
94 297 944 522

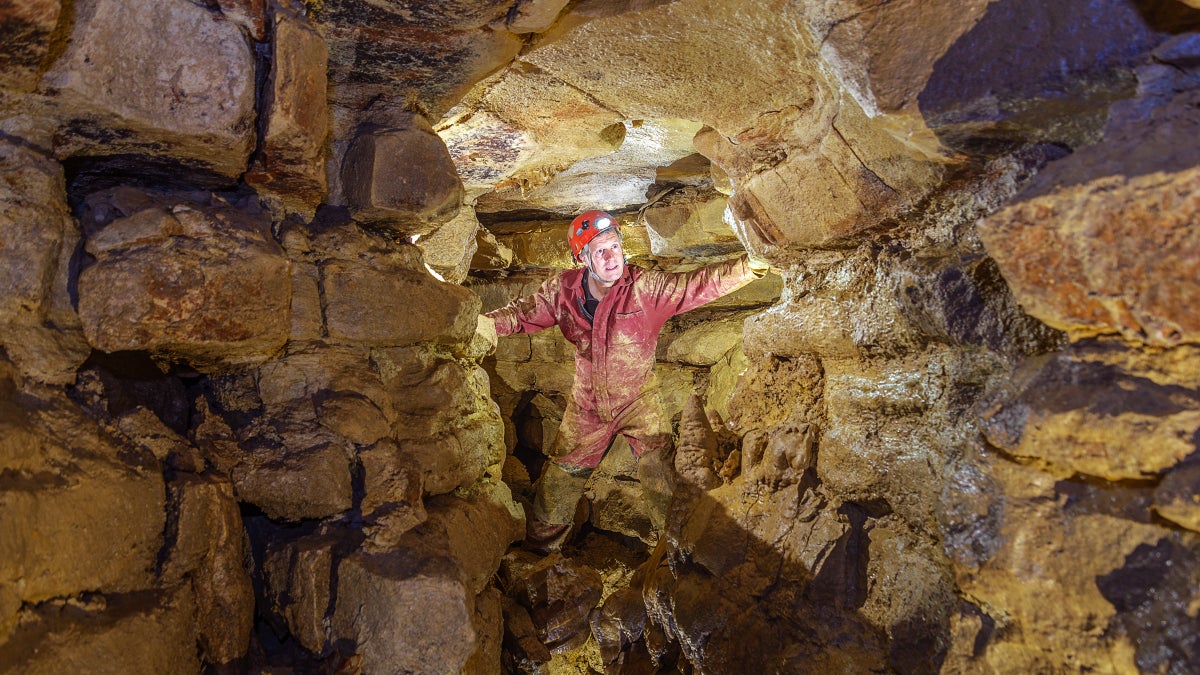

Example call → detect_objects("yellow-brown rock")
40 0 257 176
245 7 330 214
340 114 465 236
77 194 292 370
0 0 61 92
0 140 89 384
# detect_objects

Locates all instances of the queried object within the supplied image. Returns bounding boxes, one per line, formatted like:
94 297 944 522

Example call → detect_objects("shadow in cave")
531 462 951 673
917 0 1200 162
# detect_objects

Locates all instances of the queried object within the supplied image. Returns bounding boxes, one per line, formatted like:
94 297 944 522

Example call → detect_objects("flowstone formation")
2 0 1200 673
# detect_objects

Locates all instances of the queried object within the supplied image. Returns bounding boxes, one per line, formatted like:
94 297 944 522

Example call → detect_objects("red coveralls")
487 255 761 529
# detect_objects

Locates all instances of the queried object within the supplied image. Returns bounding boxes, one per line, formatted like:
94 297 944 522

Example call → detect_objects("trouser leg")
621 394 675 532
524 402 611 551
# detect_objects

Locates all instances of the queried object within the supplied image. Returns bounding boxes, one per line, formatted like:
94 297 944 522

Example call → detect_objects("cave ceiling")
311 0 1200 237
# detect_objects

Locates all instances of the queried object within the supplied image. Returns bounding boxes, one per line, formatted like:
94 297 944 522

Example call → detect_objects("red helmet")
568 210 620 262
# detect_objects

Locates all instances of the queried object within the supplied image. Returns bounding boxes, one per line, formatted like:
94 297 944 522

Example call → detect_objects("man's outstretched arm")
649 253 770 316
484 274 563 337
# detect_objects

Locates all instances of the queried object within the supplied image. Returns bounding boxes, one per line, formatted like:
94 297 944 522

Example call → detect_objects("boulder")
642 188 739 257
40 0 256 176
331 484 521 673
162 475 253 664
416 207 480 284
0 373 165 613
231 434 354 522
77 195 291 370
256 348 393 446
260 523 351 655
360 440 428 549
979 45 1200 347
340 114 465 236
501 551 604 654
318 241 480 348
1154 461 1200 533
0 141 89 384
245 7 330 214
941 455 1199 672
979 352 1200 480
332 551 478 673
660 312 751 367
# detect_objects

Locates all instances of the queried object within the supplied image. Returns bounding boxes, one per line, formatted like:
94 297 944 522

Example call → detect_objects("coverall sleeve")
485 275 563 337
647 255 764 317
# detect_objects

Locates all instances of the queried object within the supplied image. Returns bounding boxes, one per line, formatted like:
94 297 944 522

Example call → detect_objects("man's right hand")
474 314 498 354
746 252 772 275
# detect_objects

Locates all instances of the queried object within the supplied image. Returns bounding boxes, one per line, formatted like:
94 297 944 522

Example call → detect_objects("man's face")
585 230 624 285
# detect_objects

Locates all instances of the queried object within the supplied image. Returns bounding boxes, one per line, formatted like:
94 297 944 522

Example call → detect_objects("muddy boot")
524 461 591 553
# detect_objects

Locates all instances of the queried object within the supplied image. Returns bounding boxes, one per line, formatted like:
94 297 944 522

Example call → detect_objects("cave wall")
0 1 519 672
1 0 1199 673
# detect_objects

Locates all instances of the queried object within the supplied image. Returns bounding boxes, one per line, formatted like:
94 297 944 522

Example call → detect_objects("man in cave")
481 209 768 552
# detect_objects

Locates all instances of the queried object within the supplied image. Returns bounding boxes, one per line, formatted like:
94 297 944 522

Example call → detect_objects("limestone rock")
414 484 525 595
660 312 751 367
588 437 655 543
648 479 886 673
331 485 521 674
463 587 504 675
941 455 1200 671
341 115 465 236
231 434 354 521
0 370 165 612
360 440 428 549
439 69 624 200
912 0 1190 151
1154 460 1200 533
642 188 739 257
77 195 291 370
470 227 515 270
0 586 201 675
745 238 1060 360
162 475 253 664
260 523 350 655
502 551 604 654
0 0 62 92
980 52 1200 347
0 141 89 383
257 348 393 446
674 394 722 491
321 13 523 132
416 206 480 284
260 524 345 654
979 352 1200 480
245 7 330 214
507 0 571 33
501 595 552 669
40 0 256 176
315 229 480 348
982 166 1200 347
214 0 266 41
332 552 478 673
288 261 324 343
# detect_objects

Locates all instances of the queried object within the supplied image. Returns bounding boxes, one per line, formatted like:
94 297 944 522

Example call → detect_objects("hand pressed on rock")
474 314 498 354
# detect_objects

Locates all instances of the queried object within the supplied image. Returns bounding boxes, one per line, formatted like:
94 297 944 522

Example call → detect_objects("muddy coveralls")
487 256 762 541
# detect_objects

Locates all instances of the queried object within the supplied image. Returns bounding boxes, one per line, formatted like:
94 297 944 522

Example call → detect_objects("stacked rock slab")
0 0 516 671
